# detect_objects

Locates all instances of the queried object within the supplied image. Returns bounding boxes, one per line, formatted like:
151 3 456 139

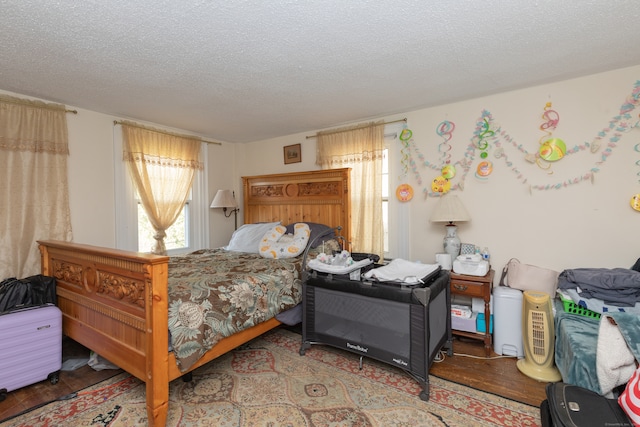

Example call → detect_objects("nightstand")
449 269 494 356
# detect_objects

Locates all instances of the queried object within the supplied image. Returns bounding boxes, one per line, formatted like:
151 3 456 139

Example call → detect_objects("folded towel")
363 259 440 284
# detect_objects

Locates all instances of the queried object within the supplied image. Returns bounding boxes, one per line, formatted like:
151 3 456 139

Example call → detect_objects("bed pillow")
225 222 280 253
285 222 335 248
260 223 310 259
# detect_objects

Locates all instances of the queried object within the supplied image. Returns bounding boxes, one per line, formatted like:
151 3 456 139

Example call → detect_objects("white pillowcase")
225 222 281 253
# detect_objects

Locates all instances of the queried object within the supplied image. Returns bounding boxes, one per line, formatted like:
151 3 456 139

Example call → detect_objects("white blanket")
597 315 637 397
363 259 440 284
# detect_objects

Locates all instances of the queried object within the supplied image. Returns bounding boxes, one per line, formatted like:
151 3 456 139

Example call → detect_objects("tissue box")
451 312 477 333
476 313 493 334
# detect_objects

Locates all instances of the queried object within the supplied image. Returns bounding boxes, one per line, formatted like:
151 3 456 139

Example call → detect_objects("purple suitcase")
0 304 62 400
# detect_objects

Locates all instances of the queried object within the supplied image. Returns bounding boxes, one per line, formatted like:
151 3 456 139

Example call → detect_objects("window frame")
383 123 410 260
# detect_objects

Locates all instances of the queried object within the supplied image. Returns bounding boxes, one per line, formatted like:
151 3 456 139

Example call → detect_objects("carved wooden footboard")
39 240 284 426
39 240 173 425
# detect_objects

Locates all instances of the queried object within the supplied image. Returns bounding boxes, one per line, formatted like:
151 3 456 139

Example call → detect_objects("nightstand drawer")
450 280 485 298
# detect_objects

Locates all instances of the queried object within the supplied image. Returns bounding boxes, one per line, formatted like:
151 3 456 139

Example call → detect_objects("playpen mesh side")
303 274 450 383
310 287 412 359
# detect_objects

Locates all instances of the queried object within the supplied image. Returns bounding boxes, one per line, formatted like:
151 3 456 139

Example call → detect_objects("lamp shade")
429 194 471 223
210 189 237 209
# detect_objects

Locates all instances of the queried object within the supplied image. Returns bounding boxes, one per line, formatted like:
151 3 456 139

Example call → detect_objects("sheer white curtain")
316 121 385 256
0 95 73 279
121 122 203 255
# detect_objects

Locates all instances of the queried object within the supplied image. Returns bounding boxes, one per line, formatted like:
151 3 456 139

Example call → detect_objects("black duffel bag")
0 274 56 312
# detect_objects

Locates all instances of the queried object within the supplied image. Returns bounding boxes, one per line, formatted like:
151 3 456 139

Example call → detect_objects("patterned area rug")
3 328 540 426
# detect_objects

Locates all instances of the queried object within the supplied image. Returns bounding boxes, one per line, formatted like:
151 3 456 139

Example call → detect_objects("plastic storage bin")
476 313 493 333
559 294 601 319
493 286 524 357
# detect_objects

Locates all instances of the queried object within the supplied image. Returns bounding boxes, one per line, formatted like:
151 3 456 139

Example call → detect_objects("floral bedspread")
167 248 303 372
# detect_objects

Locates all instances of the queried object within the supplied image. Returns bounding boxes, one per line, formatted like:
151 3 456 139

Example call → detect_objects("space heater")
516 290 562 382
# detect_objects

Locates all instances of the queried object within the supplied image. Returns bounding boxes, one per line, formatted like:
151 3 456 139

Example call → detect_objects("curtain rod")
0 94 78 114
113 120 222 145
305 118 407 139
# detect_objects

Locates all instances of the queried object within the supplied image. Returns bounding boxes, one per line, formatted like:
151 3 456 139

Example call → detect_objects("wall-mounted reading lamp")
210 189 239 230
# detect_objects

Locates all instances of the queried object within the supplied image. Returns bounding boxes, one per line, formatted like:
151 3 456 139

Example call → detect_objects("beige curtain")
0 95 73 279
316 121 385 256
121 122 203 255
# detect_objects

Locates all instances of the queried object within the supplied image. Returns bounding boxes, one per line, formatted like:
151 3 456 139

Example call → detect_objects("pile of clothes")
557 260 640 314
556 259 640 397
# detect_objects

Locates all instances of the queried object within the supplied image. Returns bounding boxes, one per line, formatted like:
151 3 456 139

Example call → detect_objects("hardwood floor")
430 335 547 408
0 337 124 423
0 330 546 423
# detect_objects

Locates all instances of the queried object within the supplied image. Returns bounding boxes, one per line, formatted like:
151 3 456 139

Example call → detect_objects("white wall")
207 142 239 248
238 65 640 283
4 64 639 282
65 108 118 246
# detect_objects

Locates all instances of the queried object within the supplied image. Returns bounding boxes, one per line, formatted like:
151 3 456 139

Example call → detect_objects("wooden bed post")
145 260 170 426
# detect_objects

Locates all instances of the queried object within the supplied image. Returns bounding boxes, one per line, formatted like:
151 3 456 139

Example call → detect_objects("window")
113 129 208 255
137 199 189 253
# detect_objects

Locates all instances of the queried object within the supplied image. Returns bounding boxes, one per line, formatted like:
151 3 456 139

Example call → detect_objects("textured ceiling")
1 1 639 143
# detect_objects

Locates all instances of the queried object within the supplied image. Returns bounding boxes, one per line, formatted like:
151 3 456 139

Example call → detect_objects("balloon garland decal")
397 126 416 201
534 102 565 172
399 127 413 178
396 81 640 195
633 141 640 212
433 120 456 193
474 117 495 180
436 120 455 169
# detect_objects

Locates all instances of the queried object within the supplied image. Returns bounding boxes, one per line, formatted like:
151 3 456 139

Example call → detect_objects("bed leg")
147 381 169 426
148 401 168 427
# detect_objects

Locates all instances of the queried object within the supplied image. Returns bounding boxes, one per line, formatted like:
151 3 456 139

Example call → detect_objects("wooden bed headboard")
243 168 351 246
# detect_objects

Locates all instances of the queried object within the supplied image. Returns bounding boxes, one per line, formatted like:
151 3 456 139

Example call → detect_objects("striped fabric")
619 366 640 426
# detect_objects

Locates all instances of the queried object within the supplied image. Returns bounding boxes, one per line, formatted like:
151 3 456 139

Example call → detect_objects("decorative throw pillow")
260 223 310 259
619 366 640 425
225 222 280 253
285 222 335 248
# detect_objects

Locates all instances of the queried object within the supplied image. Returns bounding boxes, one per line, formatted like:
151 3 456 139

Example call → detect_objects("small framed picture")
283 143 302 164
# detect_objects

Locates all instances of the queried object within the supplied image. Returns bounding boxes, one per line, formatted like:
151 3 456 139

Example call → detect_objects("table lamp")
210 189 239 230
429 194 471 261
